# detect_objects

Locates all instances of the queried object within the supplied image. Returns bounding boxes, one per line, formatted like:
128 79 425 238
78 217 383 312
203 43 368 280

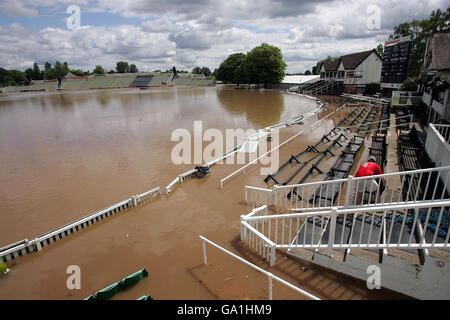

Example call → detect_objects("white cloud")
0 0 448 73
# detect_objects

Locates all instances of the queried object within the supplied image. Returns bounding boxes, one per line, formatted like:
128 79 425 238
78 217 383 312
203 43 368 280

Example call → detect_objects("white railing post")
245 188 248 202
271 185 278 206
270 244 276 267
344 176 353 208
202 238 207 265
327 207 338 257
268 274 273 300
240 215 245 241
33 238 42 251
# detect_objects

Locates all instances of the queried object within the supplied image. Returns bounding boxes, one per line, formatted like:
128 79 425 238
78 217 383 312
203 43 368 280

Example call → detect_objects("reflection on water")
216 87 285 128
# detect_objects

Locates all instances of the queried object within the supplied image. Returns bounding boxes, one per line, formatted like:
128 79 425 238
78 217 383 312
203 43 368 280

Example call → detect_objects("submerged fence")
0 187 161 263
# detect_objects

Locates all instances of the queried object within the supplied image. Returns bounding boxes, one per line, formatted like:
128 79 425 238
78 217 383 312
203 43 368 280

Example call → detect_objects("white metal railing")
241 200 450 263
220 130 305 189
310 104 346 131
432 124 450 144
245 166 450 211
341 93 390 105
199 236 320 300
337 114 412 132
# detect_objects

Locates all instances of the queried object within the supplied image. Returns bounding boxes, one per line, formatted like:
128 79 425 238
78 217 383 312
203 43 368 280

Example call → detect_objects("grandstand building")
1 71 215 94
320 49 382 94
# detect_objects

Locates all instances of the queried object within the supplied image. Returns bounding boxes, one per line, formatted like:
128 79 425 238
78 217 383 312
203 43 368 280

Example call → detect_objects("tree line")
215 43 287 88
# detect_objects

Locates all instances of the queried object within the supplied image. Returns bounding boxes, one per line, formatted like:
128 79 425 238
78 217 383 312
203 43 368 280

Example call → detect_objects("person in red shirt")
355 156 386 204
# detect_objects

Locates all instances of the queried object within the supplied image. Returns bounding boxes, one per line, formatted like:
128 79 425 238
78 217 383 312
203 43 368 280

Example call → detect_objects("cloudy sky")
0 0 447 73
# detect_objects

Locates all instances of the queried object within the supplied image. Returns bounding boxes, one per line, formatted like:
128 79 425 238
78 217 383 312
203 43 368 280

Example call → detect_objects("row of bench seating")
265 106 365 185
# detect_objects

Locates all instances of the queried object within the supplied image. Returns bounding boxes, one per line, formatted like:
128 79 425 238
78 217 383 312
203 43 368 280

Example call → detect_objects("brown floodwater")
0 87 408 300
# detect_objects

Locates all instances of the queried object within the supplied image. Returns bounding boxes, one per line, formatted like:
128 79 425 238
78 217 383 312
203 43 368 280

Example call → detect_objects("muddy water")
0 87 407 300
0 87 315 244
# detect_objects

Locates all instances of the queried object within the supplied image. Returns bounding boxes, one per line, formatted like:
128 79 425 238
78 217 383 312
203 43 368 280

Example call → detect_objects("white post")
327 207 338 257
270 244 276 267
344 176 353 208
245 188 248 202
34 238 42 251
202 239 207 265
268 274 273 300
271 185 278 206
240 215 245 241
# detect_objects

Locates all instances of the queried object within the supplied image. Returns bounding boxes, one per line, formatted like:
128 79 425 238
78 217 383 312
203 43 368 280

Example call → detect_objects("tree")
94 65 105 74
313 56 339 75
242 43 287 88
201 67 211 76
376 43 385 58
304 70 312 75
192 66 202 74
25 68 34 81
116 61 129 73
71 69 87 76
399 78 418 91
54 61 68 80
129 64 138 73
63 62 70 75
0 69 29 86
216 53 246 84
44 62 51 72
390 8 450 77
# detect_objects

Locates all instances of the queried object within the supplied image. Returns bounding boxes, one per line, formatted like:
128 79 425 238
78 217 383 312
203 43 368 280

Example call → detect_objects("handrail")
242 199 450 222
199 236 320 300
220 130 305 189
337 114 412 130
276 166 450 190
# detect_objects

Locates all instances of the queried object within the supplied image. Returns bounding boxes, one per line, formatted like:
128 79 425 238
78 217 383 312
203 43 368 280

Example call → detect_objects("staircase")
303 80 342 95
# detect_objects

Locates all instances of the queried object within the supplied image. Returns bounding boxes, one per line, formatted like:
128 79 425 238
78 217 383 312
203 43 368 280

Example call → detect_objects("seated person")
355 156 386 204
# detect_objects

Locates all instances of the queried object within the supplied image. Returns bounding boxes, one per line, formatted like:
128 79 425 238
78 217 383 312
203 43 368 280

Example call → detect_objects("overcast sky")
0 0 447 73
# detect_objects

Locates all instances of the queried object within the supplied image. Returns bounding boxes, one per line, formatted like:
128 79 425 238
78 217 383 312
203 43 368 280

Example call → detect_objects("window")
346 71 355 78
320 72 325 79
338 71 345 78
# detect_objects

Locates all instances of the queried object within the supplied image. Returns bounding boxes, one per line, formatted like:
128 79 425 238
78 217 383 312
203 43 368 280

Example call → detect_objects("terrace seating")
2 86 18 93
60 78 89 90
369 135 387 171
28 81 46 91
113 76 136 88
148 75 171 86
173 77 192 86
308 136 365 206
84 76 116 89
